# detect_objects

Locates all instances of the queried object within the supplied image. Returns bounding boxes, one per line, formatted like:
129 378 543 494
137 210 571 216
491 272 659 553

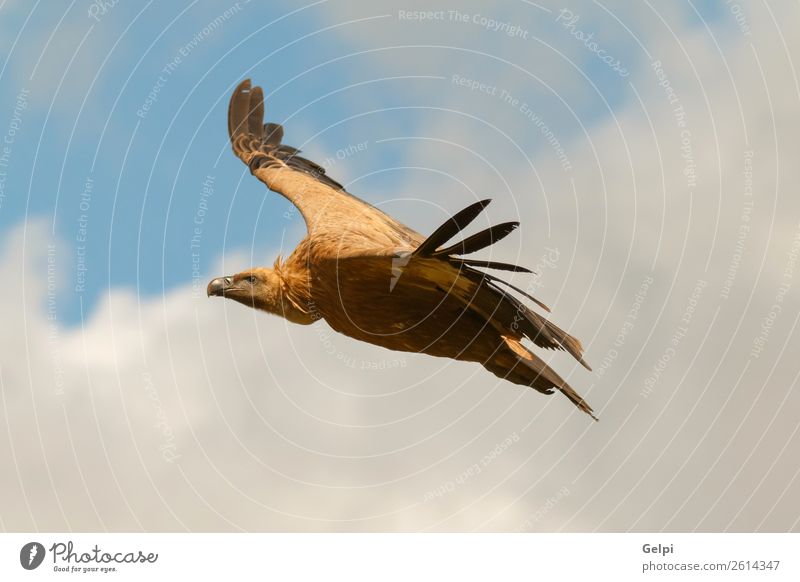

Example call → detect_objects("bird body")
208 80 596 419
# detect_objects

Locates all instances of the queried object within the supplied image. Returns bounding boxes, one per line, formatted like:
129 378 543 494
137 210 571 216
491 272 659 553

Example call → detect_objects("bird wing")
327 199 591 369
228 79 418 246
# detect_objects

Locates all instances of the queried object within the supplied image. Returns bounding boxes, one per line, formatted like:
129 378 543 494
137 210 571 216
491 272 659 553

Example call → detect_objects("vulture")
208 79 596 419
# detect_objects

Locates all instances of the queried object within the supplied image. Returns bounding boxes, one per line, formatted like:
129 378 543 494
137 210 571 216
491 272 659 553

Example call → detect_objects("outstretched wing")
228 79 417 245
330 199 591 370
314 199 593 416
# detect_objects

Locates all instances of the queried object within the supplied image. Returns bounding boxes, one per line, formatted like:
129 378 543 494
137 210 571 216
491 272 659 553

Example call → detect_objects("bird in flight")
208 79 596 419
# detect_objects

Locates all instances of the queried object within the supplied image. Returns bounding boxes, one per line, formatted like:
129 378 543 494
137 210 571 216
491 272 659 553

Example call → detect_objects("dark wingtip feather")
227 79 346 191
414 199 492 257
482 273 551 312
456 258 534 274
264 122 283 147
248 86 264 137
434 221 520 257
228 79 252 140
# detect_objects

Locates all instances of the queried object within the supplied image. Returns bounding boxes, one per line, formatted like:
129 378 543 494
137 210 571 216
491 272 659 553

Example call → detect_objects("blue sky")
0 0 726 324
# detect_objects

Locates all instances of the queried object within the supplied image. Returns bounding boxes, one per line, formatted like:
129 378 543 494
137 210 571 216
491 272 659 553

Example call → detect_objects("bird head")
207 267 313 324
206 267 280 309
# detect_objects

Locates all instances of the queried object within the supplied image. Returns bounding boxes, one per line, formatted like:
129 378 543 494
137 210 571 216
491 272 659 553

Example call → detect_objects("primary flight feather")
208 79 596 419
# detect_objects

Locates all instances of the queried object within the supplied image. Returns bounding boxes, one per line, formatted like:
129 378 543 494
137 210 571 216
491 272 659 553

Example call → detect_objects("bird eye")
245 275 257 284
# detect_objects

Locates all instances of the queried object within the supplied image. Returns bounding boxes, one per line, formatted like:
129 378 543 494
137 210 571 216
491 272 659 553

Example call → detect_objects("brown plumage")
207 79 596 420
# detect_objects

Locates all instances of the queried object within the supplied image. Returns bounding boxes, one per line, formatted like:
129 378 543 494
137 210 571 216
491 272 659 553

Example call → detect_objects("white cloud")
0 219 600 531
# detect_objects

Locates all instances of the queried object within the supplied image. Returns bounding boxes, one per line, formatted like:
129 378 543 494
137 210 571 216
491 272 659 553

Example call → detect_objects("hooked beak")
207 276 234 297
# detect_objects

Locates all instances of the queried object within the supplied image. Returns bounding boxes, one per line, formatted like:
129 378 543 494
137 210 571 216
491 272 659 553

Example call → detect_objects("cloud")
0 219 599 531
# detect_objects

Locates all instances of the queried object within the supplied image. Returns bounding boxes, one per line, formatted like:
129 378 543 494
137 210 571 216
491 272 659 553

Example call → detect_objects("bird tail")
496 337 597 420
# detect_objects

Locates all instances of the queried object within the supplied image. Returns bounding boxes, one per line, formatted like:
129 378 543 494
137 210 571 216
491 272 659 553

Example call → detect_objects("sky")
0 0 799 531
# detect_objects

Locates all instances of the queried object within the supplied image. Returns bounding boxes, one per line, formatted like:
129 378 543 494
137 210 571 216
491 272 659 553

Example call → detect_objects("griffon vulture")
208 79 596 419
